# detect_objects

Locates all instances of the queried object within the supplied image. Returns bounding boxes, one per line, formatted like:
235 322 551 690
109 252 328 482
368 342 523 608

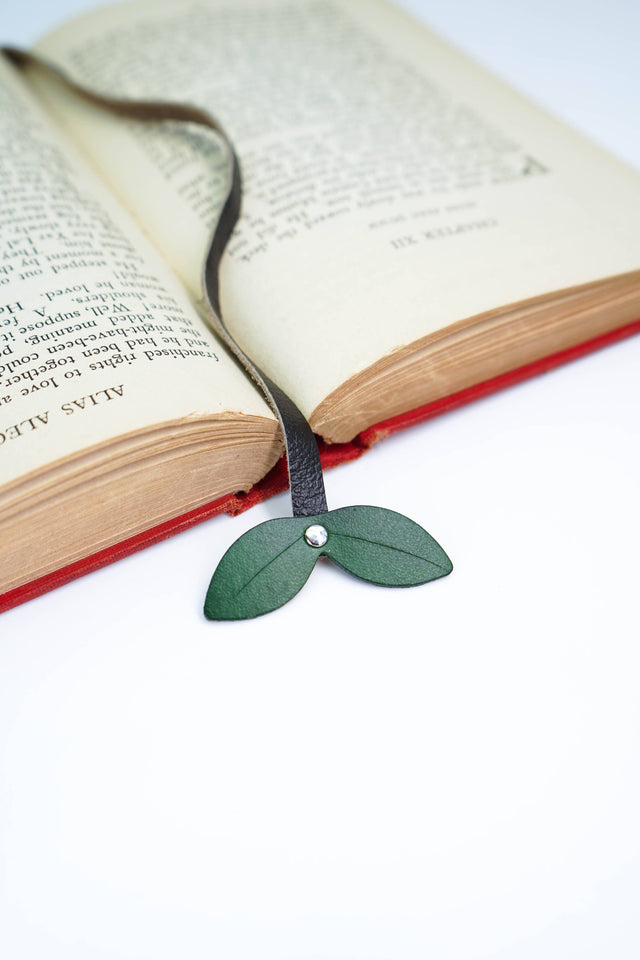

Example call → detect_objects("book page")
0 55 274 489
34 0 640 422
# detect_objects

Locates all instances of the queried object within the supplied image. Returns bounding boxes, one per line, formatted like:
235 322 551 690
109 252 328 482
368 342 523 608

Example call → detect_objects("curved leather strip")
2 46 328 517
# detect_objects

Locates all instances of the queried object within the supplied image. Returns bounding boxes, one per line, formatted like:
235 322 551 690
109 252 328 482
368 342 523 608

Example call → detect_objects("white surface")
1 2 639 958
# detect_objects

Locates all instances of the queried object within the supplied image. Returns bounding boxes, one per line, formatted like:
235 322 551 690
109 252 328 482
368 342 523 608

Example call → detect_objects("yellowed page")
0 55 274 490
35 0 640 421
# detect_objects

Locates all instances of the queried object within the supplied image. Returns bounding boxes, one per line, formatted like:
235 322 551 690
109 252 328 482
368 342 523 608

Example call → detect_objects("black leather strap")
2 46 328 517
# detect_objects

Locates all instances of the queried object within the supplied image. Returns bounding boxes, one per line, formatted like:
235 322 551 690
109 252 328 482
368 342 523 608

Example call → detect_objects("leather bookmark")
4 47 452 619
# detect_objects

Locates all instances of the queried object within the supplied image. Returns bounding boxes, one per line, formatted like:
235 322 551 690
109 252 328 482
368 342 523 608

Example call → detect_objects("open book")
1 0 639 612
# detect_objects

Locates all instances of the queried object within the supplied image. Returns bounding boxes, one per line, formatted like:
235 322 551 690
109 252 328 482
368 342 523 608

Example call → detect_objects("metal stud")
304 524 328 548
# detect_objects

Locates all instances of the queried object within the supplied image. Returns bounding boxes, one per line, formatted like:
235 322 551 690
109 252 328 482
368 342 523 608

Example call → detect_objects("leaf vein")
329 531 448 571
231 538 303 599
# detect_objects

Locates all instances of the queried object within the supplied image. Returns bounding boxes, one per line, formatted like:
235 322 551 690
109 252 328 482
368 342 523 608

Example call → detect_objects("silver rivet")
304 524 328 548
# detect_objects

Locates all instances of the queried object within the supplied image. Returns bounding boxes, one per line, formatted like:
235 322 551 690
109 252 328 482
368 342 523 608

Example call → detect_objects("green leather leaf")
321 505 452 586
204 506 452 620
204 516 320 620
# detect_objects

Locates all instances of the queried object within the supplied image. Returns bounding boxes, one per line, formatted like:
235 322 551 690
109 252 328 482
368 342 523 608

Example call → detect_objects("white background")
1 2 639 958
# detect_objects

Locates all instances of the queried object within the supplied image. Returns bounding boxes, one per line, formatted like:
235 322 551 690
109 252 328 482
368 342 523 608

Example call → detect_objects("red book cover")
1 318 637 614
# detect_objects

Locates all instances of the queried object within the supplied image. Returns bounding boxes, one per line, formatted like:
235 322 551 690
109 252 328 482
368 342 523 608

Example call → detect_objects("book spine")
1 319 638 613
